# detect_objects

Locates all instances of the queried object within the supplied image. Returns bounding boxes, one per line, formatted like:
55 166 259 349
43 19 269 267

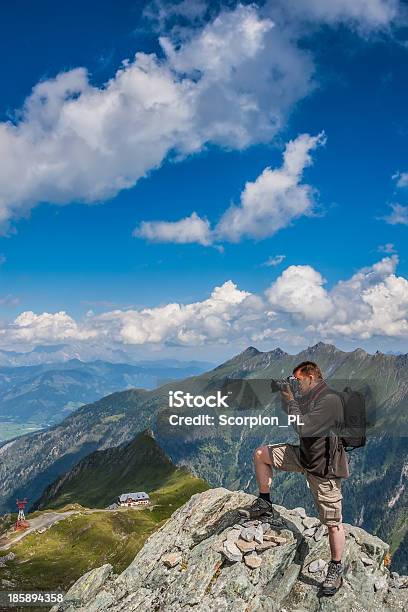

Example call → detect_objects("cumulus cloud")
134 212 212 245
266 255 408 341
266 264 334 321
382 203 408 225
0 310 97 345
0 0 401 233
315 256 408 339
215 132 325 242
135 132 325 245
0 257 407 352
81 280 254 348
0 4 314 233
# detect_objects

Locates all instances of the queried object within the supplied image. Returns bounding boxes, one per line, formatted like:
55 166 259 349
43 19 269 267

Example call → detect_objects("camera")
270 375 302 401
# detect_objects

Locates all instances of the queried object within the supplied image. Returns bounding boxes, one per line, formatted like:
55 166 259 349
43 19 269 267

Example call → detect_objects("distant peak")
270 347 287 358
308 342 338 352
240 346 261 357
352 347 367 356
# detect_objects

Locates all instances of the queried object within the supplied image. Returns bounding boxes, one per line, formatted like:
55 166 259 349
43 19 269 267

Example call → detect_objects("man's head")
292 361 323 395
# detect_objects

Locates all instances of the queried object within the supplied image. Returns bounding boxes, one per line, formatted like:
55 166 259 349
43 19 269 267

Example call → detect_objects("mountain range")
0 342 213 368
0 342 407 572
0 357 212 431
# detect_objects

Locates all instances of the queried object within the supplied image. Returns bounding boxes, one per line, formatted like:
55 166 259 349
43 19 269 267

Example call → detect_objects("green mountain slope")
32 429 208 511
0 434 208 593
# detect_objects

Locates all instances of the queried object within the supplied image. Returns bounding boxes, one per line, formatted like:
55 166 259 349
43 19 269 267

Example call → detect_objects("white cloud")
0 4 314 233
0 257 407 352
382 203 408 225
215 132 325 242
135 132 325 245
261 255 286 267
378 243 396 254
0 310 97 345
316 256 408 339
134 212 212 246
266 264 334 321
392 171 408 188
84 280 254 347
278 0 400 31
0 0 400 233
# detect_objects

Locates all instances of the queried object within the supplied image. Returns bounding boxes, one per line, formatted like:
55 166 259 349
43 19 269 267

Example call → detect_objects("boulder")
49 488 408 612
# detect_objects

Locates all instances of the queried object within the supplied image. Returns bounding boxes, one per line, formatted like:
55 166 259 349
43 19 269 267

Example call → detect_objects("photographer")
238 361 348 597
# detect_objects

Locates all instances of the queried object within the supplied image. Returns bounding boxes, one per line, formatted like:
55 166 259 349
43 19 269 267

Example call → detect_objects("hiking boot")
237 497 275 520
321 561 343 596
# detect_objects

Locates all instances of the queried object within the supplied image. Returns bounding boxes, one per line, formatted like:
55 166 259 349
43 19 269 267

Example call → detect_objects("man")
238 361 348 597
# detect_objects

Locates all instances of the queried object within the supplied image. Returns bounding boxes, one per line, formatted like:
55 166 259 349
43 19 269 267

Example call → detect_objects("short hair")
293 361 323 380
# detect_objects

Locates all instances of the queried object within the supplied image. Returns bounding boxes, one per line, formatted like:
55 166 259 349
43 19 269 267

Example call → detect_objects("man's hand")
280 384 294 403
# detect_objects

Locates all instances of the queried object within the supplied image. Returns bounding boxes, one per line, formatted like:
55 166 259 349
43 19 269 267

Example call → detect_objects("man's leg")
254 445 273 499
238 444 303 518
327 524 345 561
307 473 345 596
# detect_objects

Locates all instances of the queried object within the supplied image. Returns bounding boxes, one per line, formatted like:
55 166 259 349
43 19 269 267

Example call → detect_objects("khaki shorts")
267 443 343 527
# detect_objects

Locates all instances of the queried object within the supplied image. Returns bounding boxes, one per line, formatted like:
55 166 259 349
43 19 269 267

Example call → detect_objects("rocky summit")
50 488 408 612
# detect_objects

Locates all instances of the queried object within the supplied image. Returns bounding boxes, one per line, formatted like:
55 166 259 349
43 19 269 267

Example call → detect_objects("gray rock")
360 555 374 566
303 528 317 537
390 571 399 579
374 576 388 591
240 526 257 542
225 528 241 544
48 488 408 612
292 507 307 519
254 525 264 544
0 551 15 566
261 522 271 533
223 539 243 563
308 559 327 573
313 524 327 541
59 564 113 608
302 517 320 529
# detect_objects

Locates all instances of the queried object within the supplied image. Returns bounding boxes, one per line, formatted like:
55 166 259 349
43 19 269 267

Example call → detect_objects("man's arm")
283 392 343 438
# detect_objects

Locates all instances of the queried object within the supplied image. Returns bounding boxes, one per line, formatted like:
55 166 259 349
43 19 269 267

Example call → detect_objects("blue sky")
0 0 407 360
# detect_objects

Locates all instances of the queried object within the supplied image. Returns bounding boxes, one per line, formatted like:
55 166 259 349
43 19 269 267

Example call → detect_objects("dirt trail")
0 510 80 551
0 506 147 551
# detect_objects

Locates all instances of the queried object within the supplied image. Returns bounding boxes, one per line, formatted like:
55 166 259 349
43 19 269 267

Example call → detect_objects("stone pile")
221 518 293 568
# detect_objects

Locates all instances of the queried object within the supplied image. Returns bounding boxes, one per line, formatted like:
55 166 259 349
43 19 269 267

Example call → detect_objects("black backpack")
337 387 366 451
